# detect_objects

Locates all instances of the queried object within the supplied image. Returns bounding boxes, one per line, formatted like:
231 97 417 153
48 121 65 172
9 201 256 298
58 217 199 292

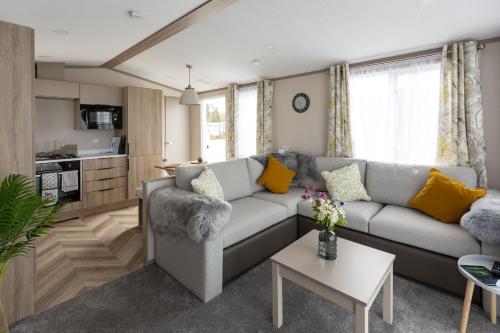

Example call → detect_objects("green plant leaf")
0 174 64 266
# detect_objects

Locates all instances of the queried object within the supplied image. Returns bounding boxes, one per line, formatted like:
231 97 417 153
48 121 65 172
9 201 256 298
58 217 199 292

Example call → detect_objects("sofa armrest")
155 234 223 302
143 176 176 262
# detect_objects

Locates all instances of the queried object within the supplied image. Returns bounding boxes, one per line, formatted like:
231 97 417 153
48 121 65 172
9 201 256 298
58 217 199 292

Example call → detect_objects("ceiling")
0 0 205 66
1 0 500 91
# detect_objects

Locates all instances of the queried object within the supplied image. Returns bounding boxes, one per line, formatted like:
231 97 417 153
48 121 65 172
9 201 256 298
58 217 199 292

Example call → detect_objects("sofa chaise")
141 155 499 313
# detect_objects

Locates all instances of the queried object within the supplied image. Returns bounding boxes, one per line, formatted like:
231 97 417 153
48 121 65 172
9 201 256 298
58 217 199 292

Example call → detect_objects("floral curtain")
226 83 239 160
327 64 352 157
256 80 274 154
437 41 487 187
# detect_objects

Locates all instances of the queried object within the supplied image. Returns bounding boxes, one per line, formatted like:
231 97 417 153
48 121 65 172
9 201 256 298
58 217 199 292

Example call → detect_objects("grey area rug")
12 260 500 333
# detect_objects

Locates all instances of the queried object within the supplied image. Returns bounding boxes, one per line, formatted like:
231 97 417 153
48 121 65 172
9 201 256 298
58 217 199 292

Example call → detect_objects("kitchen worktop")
35 153 127 164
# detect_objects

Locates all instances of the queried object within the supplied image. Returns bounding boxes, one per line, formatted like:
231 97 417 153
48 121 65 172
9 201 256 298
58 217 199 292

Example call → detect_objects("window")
201 96 226 163
237 86 258 158
350 56 441 165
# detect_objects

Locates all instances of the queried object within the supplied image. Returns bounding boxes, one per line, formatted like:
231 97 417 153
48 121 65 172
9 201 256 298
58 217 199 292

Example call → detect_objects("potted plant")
302 186 346 260
0 174 63 332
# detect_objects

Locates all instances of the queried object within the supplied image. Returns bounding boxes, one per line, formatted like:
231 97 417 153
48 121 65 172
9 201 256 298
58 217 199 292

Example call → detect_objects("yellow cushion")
257 155 296 194
409 168 487 223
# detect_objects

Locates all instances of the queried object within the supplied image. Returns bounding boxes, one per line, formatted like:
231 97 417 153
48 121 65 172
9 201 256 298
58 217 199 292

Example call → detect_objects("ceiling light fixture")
53 29 69 35
180 64 200 105
264 44 274 50
128 10 143 19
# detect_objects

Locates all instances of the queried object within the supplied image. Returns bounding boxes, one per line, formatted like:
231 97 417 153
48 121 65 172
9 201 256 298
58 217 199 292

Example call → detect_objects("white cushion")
252 187 305 217
223 197 287 248
369 205 480 258
322 163 370 202
297 200 383 233
191 168 224 201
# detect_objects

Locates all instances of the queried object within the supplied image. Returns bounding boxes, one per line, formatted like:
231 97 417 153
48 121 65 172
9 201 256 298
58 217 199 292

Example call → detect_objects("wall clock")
292 93 310 113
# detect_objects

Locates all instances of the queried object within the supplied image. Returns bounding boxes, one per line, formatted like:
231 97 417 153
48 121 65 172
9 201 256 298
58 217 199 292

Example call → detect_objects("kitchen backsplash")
36 98 115 151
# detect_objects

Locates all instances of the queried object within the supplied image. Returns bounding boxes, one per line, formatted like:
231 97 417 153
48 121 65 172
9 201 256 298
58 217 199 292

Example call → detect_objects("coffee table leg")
383 266 393 324
460 280 475 333
356 303 368 333
491 292 497 325
272 262 283 328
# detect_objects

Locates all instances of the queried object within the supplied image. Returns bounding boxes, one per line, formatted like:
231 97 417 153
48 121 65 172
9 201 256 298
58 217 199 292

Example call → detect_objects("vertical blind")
349 56 441 165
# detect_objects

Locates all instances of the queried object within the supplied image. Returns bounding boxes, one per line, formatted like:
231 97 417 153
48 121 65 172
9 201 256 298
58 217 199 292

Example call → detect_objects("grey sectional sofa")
142 155 498 312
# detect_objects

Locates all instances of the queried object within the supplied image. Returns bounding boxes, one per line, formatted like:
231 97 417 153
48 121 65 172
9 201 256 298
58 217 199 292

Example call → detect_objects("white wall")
271 41 500 187
481 41 500 189
272 72 329 156
165 97 191 163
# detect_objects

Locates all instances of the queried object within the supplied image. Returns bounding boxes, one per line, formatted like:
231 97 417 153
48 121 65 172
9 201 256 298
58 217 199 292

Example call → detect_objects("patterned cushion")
191 168 224 201
321 163 371 202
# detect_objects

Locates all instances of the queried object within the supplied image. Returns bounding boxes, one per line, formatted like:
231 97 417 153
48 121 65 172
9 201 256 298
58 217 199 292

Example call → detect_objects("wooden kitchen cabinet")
124 86 163 157
79 83 122 105
127 155 164 198
0 20 35 324
123 86 163 199
82 157 128 208
35 78 79 99
82 156 127 170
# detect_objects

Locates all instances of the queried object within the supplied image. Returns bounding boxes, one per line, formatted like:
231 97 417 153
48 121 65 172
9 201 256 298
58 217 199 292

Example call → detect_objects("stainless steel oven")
36 160 81 204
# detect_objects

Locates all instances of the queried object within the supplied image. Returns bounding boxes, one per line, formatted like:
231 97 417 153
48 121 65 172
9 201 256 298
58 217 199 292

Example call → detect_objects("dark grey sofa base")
221 213 480 304
298 215 481 304
223 216 298 283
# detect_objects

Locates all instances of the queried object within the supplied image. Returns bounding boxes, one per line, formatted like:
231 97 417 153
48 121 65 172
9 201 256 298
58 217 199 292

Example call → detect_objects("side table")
458 255 499 333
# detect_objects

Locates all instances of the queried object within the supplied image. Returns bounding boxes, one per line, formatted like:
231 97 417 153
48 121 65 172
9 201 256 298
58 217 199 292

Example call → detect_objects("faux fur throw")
461 189 500 245
149 186 232 242
250 152 320 184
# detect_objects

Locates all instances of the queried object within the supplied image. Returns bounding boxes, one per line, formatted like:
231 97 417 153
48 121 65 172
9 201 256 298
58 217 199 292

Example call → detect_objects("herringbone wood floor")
35 205 143 313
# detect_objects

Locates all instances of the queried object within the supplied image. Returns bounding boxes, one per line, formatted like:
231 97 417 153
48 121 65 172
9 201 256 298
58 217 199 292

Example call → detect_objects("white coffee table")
271 230 395 333
458 255 500 333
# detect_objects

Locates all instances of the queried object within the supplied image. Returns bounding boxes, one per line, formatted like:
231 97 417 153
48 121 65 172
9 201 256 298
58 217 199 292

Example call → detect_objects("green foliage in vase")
0 174 63 279
302 186 347 233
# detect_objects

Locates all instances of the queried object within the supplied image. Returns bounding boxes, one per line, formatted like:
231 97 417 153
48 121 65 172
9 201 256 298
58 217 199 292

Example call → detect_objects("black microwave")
79 104 123 130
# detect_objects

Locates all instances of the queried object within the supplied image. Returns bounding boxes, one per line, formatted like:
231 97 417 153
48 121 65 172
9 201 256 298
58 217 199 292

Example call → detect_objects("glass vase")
318 230 337 260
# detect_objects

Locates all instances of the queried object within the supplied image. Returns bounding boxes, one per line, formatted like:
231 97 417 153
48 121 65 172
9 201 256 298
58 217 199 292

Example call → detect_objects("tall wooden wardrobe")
0 20 35 323
122 86 164 199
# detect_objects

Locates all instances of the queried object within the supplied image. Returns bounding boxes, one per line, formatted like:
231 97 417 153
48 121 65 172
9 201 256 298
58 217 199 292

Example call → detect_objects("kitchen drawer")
83 188 126 208
61 201 83 212
83 166 127 181
83 157 127 171
84 177 126 193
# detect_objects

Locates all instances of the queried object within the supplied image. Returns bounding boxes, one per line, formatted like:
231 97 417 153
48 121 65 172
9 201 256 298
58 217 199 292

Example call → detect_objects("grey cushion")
299 157 367 190
246 157 265 193
175 164 204 191
366 161 478 207
252 187 305 217
223 197 287 248
297 200 383 233
209 159 252 201
175 159 253 202
369 205 480 258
